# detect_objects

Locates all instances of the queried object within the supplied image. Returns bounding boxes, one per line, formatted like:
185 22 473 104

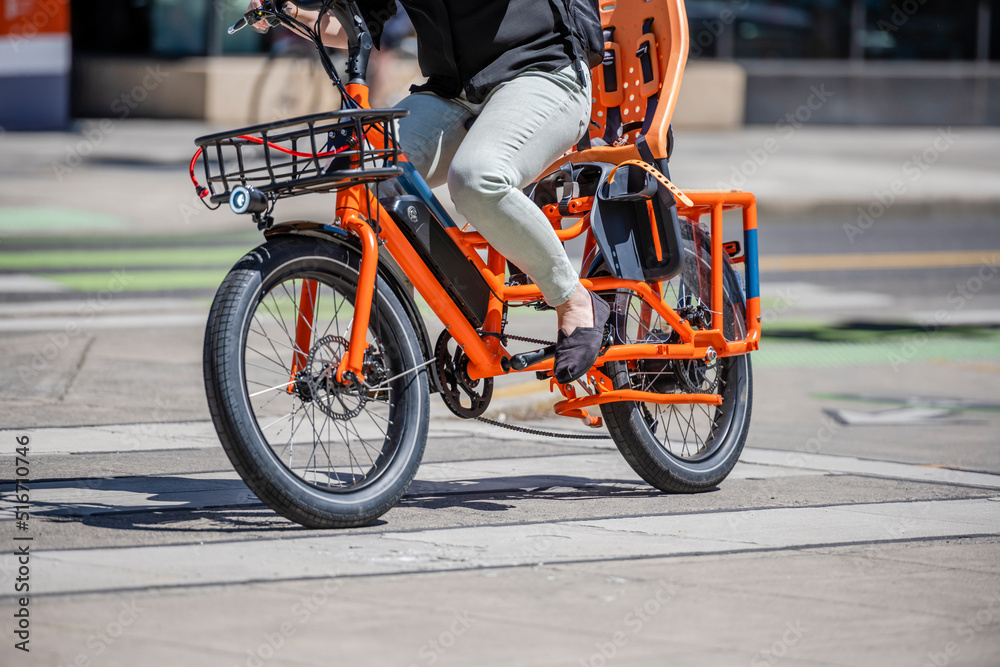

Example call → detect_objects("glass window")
686 0 851 60
151 0 206 56
992 1 999 61
72 0 265 57
863 0 979 60
72 0 153 55
215 0 267 55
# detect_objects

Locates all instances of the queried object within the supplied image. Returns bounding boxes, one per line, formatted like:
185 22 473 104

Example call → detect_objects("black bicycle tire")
601 355 752 492
203 236 429 528
599 244 754 493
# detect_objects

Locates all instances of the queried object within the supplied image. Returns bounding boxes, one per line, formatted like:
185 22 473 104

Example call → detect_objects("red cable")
190 135 351 198
189 147 208 198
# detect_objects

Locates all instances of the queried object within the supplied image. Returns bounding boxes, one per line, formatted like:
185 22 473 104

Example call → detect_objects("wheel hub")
299 335 372 420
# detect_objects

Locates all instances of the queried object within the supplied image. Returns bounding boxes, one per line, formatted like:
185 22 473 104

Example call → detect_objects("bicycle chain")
474 415 611 440
477 331 610 439
500 332 555 347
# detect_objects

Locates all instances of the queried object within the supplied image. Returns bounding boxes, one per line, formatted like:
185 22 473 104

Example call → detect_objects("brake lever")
228 4 281 35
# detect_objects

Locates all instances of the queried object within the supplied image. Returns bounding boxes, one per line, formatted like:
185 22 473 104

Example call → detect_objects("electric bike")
193 0 761 527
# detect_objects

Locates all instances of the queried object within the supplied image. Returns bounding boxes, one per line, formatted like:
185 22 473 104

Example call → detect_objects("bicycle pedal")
509 343 558 371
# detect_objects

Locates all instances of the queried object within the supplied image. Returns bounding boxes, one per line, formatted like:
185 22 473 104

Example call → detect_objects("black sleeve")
356 0 397 49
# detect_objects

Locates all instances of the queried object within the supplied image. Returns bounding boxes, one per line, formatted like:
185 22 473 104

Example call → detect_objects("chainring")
434 330 493 419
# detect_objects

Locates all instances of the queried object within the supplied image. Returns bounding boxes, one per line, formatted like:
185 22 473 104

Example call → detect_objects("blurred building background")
684 0 999 126
0 0 997 130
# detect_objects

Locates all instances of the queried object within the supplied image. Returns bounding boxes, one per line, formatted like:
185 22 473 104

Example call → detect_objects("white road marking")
4 420 618 455
740 448 1000 490
0 313 207 332
0 274 67 293
1 422 221 455
759 282 893 310
15 498 1000 595
0 298 203 316
826 407 956 425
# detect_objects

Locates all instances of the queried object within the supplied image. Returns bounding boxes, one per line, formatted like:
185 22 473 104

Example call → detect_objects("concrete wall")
74 56 340 125
74 57 749 131
673 61 747 130
73 57 1000 129
744 61 1000 126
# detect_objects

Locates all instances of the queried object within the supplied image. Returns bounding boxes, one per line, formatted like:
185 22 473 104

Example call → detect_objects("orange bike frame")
290 84 761 416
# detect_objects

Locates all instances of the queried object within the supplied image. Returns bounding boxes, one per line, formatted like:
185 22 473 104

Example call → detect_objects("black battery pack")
383 196 491 328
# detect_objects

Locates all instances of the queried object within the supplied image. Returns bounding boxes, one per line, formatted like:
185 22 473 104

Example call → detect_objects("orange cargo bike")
192 0 761 527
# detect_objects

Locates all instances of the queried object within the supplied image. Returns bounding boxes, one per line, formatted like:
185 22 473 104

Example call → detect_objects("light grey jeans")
383 64 592 306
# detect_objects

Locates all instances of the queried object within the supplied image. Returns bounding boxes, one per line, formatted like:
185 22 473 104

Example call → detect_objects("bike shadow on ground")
29 473 677 533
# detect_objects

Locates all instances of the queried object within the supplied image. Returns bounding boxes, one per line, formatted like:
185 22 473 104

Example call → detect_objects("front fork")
289 279 318 390
288 79 386 388
289 189 380 388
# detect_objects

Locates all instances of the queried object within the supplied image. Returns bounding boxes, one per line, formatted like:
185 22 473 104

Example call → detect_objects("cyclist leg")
446 64 591 309
379 91 473 197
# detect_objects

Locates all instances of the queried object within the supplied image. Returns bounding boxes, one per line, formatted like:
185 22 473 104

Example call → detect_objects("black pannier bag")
590 163 685 283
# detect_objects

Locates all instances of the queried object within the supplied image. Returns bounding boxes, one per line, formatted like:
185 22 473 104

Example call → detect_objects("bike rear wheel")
599 220 753 492
204 236 429 528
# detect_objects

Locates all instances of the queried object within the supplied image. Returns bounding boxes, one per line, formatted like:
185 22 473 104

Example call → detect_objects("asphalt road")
0 123 999 666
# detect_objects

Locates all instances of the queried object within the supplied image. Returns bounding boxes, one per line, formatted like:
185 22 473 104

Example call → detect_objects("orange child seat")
555 0 689 169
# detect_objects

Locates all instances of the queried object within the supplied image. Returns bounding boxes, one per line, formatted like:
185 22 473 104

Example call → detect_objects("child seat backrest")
562 0 689 167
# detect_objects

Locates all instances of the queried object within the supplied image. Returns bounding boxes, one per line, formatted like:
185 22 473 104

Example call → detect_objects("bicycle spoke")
244 272 414 495
245 360 290 377
261 293 298 351
248 381 295 398
245 343 288 371
251 317 299 354
261 407 299 433
280 279 317 337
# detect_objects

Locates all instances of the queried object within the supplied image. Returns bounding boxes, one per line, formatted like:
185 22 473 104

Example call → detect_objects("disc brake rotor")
674 357 720 393
302 335 367 420
632 328 720 395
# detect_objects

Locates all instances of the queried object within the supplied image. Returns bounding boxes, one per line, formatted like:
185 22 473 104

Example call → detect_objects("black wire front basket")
194 108 407 205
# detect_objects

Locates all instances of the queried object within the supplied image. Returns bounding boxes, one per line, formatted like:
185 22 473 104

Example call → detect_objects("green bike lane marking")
0 208 128 232
0 230 261 249
36 270 230 292
753 335 1000 369
0 246 250 271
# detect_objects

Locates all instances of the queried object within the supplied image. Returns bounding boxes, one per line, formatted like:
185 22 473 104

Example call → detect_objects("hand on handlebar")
245 0 276 34
231 1 348 49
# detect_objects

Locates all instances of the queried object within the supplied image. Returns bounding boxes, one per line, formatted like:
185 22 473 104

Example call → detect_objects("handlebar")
226 1 372 89
227 2 279 35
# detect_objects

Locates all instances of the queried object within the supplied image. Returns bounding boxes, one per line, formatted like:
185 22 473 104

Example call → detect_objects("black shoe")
553 290 611 385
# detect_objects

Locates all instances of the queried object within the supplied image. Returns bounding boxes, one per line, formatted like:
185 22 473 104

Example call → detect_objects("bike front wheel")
203 236 429 528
